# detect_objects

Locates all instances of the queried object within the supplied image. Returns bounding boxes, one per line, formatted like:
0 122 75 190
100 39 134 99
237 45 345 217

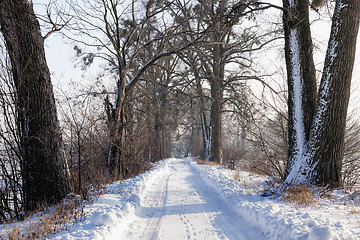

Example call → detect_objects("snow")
289 29 305 157
201 114 209 159
3 158 360 239
195 160 360 239
310 5 340 140
288 0 294 8
303 0 343 180
113 82 119 110
284 28 308 185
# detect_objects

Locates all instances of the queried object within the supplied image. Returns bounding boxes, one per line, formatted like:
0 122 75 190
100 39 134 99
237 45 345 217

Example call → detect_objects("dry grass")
233 171 242 182
321 190 360 215
233 171 251 187
232 171 267 194
350 207 360 215
282 184 317 207
196 159 219 166
233 172 252 186
233 172 252 191
2 195 85 239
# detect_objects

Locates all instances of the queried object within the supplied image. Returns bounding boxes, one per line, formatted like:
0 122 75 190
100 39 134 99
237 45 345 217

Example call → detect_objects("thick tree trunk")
283 0 360 187
282 0 317 180
308 0 360 187
209 78 223 163
0 0 70 212
208 0 226 164
209 47 224 164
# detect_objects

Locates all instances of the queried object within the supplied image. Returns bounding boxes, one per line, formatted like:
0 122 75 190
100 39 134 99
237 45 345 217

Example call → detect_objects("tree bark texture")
283 0 360 187
207 0 227 164
308 0 360 187
0 0 70 212
282 0 317 178
209 77 223 163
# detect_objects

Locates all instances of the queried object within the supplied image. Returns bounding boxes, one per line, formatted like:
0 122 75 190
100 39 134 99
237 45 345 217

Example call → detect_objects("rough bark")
308 0 360 187
207 0 227 164
282 0 317 178
282 0 360 187
209 77 223 163
0 0 70 212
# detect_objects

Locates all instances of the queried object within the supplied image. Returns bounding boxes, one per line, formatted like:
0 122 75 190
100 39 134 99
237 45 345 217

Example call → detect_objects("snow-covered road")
121 158 263 240
51 158 360 240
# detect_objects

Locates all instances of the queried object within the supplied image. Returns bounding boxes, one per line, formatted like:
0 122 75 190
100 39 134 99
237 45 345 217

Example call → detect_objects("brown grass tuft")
282 184 316 206
196 159 219 166
350 208 360 215
233 171 242 182
233 172 251 187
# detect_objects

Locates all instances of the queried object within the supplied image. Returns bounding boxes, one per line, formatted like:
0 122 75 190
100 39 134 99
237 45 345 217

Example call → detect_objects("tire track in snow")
188 161 264 239
121 158 264 240
122 165 173 240
145 173 171 240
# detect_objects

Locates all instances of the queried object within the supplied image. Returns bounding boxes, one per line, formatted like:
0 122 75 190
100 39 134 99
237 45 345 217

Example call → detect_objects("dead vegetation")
281 184 317 207
1 195 85 239
196 159 219 166
233 171 253 187
233 171 243 183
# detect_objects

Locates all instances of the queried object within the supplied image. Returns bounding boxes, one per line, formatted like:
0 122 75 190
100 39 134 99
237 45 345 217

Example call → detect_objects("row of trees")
0 0 359 222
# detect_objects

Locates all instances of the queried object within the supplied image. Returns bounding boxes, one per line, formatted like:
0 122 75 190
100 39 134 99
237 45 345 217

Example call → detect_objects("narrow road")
120 158 264 240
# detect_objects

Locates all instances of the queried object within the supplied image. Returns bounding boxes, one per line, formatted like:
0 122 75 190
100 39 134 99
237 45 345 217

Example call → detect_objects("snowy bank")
193 160 360 240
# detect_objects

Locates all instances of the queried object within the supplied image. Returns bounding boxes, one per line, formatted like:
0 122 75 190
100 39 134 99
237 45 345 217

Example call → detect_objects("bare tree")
176 0 278 163
0 41 23 222
61 0 202 178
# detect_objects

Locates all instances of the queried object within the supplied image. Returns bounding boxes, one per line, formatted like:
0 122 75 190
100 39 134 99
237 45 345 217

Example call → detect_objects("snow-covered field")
3 158 360 239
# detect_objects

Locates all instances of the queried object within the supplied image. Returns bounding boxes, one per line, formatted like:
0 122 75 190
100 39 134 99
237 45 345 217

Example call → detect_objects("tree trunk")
209 53 224 164
107 76 126 178
153 111 164 160
282 0 317 180
308 0 360 187
209 77 223 163
208 0 226 164
153 80 168 161
194 73 210 160
0 0 70 212
201 112 210 160
283 0 360 187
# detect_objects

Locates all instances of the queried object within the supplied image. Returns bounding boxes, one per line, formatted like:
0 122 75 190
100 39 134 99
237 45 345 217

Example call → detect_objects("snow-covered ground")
3 158 360 239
